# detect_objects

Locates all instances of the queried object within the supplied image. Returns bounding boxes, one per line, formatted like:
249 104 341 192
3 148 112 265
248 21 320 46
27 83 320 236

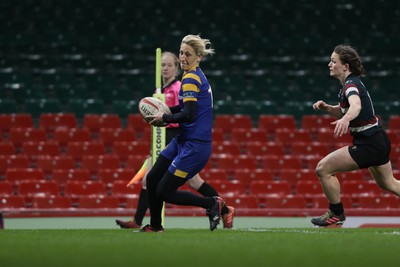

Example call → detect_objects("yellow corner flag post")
152 48 167 226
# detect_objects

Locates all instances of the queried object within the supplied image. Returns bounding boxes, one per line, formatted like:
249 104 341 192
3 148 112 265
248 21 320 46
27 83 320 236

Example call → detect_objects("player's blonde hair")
181 34 215 57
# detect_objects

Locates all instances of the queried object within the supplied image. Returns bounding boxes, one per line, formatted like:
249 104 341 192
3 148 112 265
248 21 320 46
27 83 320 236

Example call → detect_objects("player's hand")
312 100 329 111
331 118 349 138
147 110 164 125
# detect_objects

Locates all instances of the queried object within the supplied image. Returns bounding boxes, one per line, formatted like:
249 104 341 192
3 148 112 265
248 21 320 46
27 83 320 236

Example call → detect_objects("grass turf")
1 228 399 267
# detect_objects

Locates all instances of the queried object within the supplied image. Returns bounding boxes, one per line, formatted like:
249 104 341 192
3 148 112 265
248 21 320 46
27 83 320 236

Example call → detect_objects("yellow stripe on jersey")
183 97 197 102
174 169 188 178
184 73 202 85
182 83 199 92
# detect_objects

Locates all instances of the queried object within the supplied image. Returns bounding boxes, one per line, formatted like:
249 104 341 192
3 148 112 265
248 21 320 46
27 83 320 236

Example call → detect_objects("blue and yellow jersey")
179 65 213 142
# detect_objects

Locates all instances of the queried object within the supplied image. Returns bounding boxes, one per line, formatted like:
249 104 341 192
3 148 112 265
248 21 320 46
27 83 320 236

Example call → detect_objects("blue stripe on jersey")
179 66 213 142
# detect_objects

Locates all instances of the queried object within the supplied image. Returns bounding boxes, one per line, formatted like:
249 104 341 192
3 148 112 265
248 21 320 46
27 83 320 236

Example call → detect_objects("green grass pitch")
1 228 399 267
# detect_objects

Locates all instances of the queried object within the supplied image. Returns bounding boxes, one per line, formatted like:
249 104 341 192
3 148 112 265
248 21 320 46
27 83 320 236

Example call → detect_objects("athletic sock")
197 182 218 197
329 202 344 215
134 189 148 225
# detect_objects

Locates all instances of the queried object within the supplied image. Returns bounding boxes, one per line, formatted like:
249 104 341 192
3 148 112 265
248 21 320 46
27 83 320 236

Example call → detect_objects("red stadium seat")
337 171 369 181
278 169 315 189
78 196 120 209
258 115 296 131
315 129 352 145
263 195 307 209
358 195 399 209
112 141 150 160
245 142 284 157
53 128 92 147
125 155 148 171
208 180 247 197
388 115 400 130
0 113 33 134
199 168 229 180
0 155 30 176
5 168 45 182
127 114 150 132
231 128 269 143
289 142 329 157
39 113 78 134
212 128 225 142
342 180 384 197
261 155 303 172
51 169 91 185
232 169 274 183
81 155 121 175
0 196 26 208
216 155 257 170
0 181 14 196
111 180 142 200
302 156 321 170
98 128 136 147
8 127 47 147
83 114 122 133
32 196 72 209
223 195 260 209
97 168 136 185
66 141 106 161
212 141 241 156
249 180 292 197
274 129 312 144
295 180 324 197
301 115 335 132
22 141 61 159
36 155 75 175
64 181 107 198
214 115 253 133
18 180 60 197
0 142 16 155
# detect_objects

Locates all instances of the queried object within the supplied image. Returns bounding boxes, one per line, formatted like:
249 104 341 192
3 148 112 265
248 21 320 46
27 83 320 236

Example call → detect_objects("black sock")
329 202 344 215
197 182 229 215
134 189 148 225
197 182 218 196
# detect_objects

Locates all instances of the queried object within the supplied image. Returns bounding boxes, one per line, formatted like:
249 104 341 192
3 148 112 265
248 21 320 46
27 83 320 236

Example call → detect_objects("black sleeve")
169 105 181 114
162 101 197 123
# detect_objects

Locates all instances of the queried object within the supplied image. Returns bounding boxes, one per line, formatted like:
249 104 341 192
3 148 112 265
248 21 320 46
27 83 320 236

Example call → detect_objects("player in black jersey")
311 44 400 227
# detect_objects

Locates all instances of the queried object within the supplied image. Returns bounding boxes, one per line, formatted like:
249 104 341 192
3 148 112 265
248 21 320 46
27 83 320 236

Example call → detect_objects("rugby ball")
138 97 171 127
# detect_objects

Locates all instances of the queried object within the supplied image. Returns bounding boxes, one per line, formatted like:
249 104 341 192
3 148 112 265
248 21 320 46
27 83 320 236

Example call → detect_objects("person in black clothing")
311 44 400 227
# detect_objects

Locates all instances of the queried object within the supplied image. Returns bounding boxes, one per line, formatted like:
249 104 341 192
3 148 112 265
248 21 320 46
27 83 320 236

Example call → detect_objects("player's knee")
315 160 325 179
155 185 169 201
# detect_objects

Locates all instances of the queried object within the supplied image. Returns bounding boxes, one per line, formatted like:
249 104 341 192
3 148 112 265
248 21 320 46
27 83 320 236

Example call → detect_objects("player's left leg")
369 162 400 197
311 146 359 227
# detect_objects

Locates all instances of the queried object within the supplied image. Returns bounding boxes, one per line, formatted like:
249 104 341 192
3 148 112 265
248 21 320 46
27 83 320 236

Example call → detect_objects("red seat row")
2 193 398 210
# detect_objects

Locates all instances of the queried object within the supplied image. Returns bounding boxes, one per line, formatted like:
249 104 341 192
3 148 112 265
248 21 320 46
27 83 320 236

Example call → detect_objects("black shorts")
348 129 391 169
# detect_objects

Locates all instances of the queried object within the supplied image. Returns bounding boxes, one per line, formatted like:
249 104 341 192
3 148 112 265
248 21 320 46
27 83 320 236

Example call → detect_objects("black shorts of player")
166 128 181 145
348 129 391 169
